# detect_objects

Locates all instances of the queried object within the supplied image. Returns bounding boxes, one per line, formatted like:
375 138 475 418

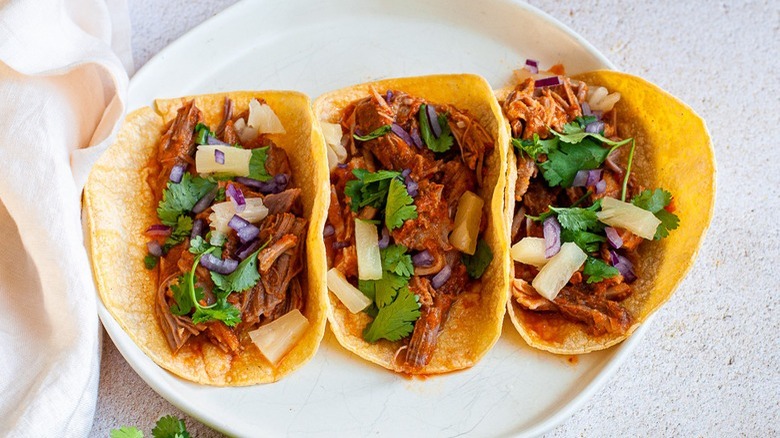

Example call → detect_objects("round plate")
103 0 651 435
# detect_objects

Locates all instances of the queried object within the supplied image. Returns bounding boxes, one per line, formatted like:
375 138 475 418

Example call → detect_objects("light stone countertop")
90 0 780 436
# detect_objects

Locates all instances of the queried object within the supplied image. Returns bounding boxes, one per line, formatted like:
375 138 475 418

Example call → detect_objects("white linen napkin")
0 0 131 435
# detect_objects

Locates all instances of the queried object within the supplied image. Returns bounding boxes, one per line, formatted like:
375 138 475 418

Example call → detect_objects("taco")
498 62 714 354
313 74 510 374
84 91 330 385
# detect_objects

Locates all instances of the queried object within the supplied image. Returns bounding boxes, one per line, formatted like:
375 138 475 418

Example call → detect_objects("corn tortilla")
84 91 330 385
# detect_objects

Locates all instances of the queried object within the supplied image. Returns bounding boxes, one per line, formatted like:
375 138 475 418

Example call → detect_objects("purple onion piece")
410 126 423 148
525 58 539 74
401 168 411 178
585 121 605 134
147 241 163 257
214 149 225 165
543 216 561 258
236 239 262 260
169 164 186 184
431 265 452 289
604 227 623 249
426 105 441 138
385 90 393 102
586 169 603 187
412 250 434 268
535 76 561 88
572 170 589 187
192 187 218 214
405 174 419 197
228 214 250 231
337 163 349 169
378 227 390 249
592 110 603 121
581 102 592 116
595 179 607 194
226 183 246 212
609 250 636 283
391 123 414 146
146 224 171 237
323 224 335 237
206 135 229 146
237 224 260 244
200 253 239 275
190 218 206 240
333 241 350 250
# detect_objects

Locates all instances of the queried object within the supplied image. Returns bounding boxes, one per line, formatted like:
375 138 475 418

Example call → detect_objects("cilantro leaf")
363 285 421 342
538 138 611 187
111 427 144 438
194 123 214 145
248 146 272 181
419 104 454 153
210 247 263 294
551 121 633 148
549 203 601 232
632 188 680 240
380 244 414 277
169 276 202 316
511 134 558 159
372 272 408 308
353 125 391 141
144 254 159 270
151 415 191 438
561 229 606 253
583 257 620 283
188 235 211 255
164 215 193 249
191 292 241 327
358 279 377 302
344 169 400 212
385 178 418 230
461 238 493 279
157 173 216 226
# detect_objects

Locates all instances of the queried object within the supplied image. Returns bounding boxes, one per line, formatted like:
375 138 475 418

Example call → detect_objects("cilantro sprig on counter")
110 414 190 438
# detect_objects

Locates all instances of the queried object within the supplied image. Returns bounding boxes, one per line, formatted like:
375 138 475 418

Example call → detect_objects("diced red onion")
535 76 561 88
333 241 350 250
431 265 452 289
147 240 163 257
586 169 603 187
337 163 349 169
145 224 171 237
595 179 607 194
169 164 186 183
378 227 390 249
226 183 246 212
543 216 561 258
605 227 623 249
426 105 441 138
192 187 218 214
572 170 589 187
228 214 259 243
228 214 250 231
214 149 225 164
191 218 206 240
236 238 262 260
385 90 393 102
412 250 434 267
401 168 411 178
405 175 419 197
609 250 636 283
200 253 239 274
525 58 539 74
592 110 603 121
581 102 592 116
410 126 423 148
391 123 414 146
585 121 605 134
206 136 229 146
323 224 335 237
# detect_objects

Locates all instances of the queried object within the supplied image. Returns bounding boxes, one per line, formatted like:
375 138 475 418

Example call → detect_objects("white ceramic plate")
102 0 653 435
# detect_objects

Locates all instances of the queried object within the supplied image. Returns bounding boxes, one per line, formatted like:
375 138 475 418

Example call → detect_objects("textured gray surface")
91 0 780 436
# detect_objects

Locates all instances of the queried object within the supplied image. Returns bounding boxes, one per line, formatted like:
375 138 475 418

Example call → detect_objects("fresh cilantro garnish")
538 138 611 187
511 134 558 159
549 203 601 232
169 275 201 316
353 125 391 141
191 289 241 327
551 120 632 148
144 254 159 270
419 104 454 152
194 123 214 145
164 215 193 249
344 169 400 212
110 427 144 438
363 285 421 342
561 229 606 253
583 257 620 283
215 187 226 202
385 178 418 230
379 244 415 277
248 146 272 181
574 115 599 127
188 235 211 255
151 415 191 438
372 272 409 308
157 173 216 226
210 246 265 294
461 238 493 279
631 188 680 239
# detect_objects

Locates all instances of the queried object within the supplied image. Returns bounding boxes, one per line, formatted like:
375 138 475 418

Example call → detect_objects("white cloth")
0 0 131 435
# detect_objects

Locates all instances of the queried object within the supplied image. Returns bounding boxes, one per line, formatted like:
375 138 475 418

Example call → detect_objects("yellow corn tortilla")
313 74 511 374
503 70 716 354
83 91 330 385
